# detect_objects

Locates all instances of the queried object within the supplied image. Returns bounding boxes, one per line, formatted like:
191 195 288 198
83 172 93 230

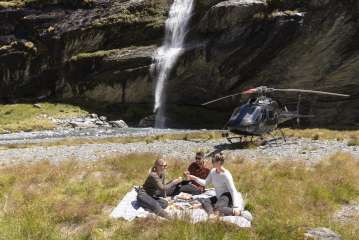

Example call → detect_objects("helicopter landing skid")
260 129 287 146
222 132 256 144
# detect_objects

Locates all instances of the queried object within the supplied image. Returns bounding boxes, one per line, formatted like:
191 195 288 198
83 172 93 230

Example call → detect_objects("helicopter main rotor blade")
273 88 350 97
201 92 243 106
202 88 258 106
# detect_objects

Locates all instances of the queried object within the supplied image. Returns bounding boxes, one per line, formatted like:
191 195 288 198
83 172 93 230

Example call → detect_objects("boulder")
99 116 107 121
69 121 97 128
333 203 359 224
64 45 156 103
198 0 267 32
89 113 98 119
109 120 128 128
138 115 155 128
304 228 341 240
308 0 331 9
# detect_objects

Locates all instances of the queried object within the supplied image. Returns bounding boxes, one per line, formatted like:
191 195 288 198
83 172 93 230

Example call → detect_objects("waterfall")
153 0 194 128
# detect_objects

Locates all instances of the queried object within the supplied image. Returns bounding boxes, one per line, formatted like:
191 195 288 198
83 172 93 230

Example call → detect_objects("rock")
53 114 127 129
95 120 109 127
333 203 359 224
33 103 42 109
138 115 155 127
65 45 156 103
198 0 267 32
47 26 55 32
69 121 96 128
304 228 341 240
109 120 128 128
89 113 98 119
308 0 331 9
0 0 166 103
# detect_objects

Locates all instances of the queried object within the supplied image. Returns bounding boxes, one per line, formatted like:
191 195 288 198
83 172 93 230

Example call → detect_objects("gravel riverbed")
0 128 358 166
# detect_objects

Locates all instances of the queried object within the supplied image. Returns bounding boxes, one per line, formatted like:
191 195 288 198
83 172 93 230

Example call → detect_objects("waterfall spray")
153 0 194 128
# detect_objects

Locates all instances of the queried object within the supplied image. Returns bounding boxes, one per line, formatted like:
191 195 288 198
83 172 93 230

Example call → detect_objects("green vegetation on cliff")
0 152 358 239
70 49 119 61
92 3 167 27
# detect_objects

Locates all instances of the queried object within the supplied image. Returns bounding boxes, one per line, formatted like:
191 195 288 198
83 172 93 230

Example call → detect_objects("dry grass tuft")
0 152 358 239
282 128 359 141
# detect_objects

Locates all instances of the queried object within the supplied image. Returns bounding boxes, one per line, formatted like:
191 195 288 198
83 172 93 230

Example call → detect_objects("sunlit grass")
282 128 359 141
0 152 358 239
0 103 88 133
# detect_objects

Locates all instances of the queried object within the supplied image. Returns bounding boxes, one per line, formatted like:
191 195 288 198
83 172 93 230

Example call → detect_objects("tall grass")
0 153 358 240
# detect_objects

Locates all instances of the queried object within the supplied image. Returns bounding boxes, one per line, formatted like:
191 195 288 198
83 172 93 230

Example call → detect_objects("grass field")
0 103 88 134
0 152 358 240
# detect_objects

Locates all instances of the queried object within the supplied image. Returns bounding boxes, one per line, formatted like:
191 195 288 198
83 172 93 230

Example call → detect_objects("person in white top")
186 154 244 218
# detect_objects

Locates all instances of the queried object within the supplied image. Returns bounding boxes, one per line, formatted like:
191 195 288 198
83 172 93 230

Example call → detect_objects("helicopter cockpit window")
229 103 263 124
243 106 262 122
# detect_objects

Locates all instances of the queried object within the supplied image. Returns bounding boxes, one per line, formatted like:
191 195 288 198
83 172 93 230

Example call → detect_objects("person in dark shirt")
179 151 210 195
137 158 182 219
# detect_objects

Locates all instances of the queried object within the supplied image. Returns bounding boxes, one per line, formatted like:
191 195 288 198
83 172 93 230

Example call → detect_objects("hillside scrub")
0 103 88 133
0 152 358 239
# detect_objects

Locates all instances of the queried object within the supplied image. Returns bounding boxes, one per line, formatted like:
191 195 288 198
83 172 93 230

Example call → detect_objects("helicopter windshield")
230 104 262 124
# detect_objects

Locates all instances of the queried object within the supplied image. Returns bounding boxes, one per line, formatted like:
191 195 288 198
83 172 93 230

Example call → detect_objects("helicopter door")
266 109 276 125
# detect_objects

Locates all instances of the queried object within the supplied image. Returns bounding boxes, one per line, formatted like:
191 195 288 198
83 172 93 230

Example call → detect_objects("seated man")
179 151 210 195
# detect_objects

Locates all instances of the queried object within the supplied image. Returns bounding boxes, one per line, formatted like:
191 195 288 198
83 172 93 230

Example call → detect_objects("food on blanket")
177 192 193 200
166 204 178 211
174 204 185 210
190 202 202 209
233 208 242 216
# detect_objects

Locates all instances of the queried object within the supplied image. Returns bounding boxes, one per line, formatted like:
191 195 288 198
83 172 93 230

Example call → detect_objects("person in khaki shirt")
137 158 182 219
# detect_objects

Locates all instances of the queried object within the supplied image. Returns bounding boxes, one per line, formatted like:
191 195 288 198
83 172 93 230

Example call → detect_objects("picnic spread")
110 187 253 228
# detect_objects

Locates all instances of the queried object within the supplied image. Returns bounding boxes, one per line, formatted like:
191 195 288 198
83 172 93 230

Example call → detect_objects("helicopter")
202 86 350 143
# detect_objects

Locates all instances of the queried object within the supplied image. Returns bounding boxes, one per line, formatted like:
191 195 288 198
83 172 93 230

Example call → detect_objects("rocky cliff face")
0 0 358 128
0 0 166 103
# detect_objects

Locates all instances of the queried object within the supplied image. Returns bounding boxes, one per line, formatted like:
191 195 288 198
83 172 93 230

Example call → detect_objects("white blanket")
110 188 252 228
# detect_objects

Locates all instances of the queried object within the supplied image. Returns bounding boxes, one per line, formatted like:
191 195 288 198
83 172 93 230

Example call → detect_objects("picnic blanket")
110 188 253 228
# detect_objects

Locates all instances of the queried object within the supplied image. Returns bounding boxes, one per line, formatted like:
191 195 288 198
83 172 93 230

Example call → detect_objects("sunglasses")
195 157 203 160
159 164 167 168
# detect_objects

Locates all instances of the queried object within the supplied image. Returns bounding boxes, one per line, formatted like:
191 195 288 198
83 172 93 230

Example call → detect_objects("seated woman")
186 154 244 217
179 151 210 195
137 158 182 219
